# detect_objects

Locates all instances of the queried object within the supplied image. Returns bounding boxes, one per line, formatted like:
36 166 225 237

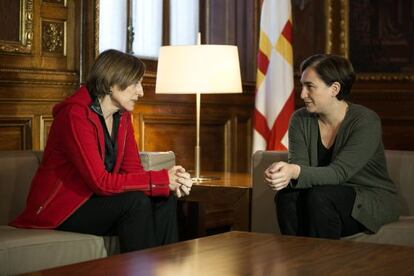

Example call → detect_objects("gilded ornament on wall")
42 21 65 55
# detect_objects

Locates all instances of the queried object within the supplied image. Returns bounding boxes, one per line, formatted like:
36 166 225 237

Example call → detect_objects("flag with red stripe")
253 0 294 152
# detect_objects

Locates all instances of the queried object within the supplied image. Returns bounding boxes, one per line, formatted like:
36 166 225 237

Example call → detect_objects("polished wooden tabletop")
27 231 414 275
193 171 252 188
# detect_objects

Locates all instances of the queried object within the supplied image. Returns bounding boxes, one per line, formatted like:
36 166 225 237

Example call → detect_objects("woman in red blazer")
10 49 193 252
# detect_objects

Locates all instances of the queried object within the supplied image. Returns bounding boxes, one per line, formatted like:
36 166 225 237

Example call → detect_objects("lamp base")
191 175 220 183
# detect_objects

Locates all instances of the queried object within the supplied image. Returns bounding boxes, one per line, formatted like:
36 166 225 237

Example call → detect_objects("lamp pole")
195 92 201 180
194 33 202 181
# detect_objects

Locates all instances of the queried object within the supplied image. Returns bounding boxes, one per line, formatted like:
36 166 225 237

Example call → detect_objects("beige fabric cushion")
0 151 41 225
0 225 107 275
251 150 281 234
344 216 414 246
140 151 176 171
385 150 414 216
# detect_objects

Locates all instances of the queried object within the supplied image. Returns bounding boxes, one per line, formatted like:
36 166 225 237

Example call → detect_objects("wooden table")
27 231 414 275
178 171 251 239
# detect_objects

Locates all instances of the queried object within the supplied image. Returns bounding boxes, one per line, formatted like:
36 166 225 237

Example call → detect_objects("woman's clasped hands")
168 166 193 198
264 161 301 191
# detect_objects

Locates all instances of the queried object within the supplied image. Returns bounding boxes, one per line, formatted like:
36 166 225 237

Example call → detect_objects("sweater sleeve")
292 109 382 188
60 105 169 196
120 114 170 197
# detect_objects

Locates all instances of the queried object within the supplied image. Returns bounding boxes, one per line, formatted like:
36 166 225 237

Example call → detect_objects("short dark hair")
86 49 146 98
300 54 356 100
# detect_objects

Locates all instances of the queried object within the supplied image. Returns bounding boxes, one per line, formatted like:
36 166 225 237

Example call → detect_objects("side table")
178 171 251 240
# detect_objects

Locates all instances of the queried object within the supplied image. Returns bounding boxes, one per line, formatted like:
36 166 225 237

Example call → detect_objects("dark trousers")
275 185 366 239
57 192 178 253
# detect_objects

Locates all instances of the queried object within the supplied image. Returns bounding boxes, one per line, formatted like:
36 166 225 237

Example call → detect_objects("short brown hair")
87 49 146 98
300 54 356 100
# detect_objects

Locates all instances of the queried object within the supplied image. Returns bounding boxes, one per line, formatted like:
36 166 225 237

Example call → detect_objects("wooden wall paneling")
232 115 252 173
292 0 328 109
0 0 81 151
200 0 258 85
348 87 414 150
236 0 259 84
291 0 326 72
0 82 75 103
40 0 79 71
39 115 53 150
0 116 33 150
134 112 233 173
202 0 236 45
31 114 41 150
201 98 253 172
0 80 77 151
80 0 97 82
0 0 80 71
350 82 414 117
382 117 414 151
0 98 63 151
229 115 239 172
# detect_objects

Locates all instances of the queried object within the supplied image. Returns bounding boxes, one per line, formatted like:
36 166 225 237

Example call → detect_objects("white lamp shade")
155 45 243 94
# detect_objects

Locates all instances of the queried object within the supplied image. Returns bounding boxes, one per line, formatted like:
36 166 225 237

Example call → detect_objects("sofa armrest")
251 150 288 234
139 151 176 171
385 150 414 216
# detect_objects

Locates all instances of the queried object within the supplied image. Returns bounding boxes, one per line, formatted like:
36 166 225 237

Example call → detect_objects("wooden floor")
27 231 414 275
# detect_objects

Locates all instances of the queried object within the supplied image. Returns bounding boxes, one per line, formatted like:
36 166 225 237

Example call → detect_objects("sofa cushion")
343 216 414 246
0 151 41 225
385 150 414 216
0 225 108 275
140 151 176 171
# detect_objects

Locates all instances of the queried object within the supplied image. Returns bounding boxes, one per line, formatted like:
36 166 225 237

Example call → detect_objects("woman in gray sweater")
264 54 400 238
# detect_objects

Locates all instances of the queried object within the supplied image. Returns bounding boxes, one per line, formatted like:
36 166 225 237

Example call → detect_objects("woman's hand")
264 161 300 191
168 165 193 198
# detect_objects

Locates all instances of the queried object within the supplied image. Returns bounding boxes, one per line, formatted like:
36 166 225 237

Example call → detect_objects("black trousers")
57 192 178 253
275 185 366 239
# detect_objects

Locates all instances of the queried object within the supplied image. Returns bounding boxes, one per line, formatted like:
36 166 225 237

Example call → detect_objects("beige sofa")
0 150 175 275
251 150 414 246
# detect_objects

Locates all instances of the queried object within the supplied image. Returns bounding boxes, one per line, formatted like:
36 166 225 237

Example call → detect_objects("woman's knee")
165 195 177 210
165 194 177 205
305 187 332 210
121 191 152 211
152 195 177 214
275 188 300 207
306 186 354 210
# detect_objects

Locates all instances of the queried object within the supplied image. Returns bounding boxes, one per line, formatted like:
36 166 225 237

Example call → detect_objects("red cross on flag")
253 0 294 152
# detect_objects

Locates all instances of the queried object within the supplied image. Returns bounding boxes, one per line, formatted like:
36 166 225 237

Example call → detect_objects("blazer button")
357 204 362 208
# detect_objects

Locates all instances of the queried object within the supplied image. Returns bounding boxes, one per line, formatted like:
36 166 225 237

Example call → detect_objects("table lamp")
155 38 242 182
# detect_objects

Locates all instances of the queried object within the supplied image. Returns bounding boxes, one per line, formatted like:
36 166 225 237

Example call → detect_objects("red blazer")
10 86 170 229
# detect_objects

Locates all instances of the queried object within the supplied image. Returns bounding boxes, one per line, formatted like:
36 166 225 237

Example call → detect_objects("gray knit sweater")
289 103 400 232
